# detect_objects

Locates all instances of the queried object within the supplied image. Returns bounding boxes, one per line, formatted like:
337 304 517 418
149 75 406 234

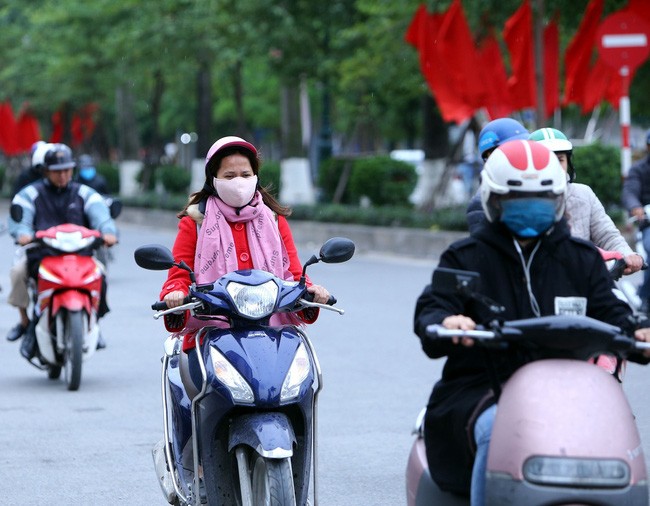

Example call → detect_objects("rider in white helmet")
414 139 650 504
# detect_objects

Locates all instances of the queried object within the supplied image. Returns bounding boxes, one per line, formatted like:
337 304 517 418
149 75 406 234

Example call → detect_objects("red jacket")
160 213 316 351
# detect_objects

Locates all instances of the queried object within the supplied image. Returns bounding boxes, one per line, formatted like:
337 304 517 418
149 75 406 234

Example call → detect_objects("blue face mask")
500 198 557 238
79 167 96 180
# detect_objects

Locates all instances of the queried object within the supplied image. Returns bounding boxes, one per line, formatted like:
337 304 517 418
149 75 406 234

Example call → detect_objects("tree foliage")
0 0 647 164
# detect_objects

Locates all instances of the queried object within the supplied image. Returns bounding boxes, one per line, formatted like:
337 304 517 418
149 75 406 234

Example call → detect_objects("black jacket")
413 219 634 495
622 154 650 230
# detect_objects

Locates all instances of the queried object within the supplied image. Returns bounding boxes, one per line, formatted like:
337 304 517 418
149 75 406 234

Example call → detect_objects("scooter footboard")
228 412 297 458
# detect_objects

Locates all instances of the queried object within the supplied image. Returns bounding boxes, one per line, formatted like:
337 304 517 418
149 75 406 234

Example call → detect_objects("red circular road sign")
597 12 650 71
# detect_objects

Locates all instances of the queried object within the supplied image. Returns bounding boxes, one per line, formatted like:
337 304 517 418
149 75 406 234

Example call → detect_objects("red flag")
580 57 622 113
50 110 63 143
437 0 485 110
15 110 41 152
0 101 19 156
503 0 535 111
562 0 604 107
543 17 560 119
477 33 514 119
405 5 474 123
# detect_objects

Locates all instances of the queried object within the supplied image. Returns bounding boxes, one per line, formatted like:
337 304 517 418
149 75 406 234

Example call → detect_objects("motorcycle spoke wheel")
251 456 296 506
62 311 84 391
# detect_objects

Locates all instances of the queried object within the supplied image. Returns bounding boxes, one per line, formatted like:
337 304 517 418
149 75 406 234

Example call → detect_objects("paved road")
1 210 649 505
0 214 441 505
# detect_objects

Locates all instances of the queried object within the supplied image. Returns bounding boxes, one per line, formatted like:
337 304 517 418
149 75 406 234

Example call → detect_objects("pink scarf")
191 193 300 327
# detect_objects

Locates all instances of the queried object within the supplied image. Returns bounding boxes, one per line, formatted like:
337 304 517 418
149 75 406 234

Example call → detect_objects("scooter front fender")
228 412 296 459
51 290 91 315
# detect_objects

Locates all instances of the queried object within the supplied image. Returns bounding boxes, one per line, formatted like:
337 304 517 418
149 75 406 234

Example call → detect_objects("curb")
120 206 466 260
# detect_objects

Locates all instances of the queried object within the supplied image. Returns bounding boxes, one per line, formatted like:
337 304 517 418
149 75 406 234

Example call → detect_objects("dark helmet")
78 154 95 168
478 118 529 160
43 143 76 171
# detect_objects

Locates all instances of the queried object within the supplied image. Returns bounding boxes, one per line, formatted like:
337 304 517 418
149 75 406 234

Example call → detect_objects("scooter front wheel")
251 455 296 506
62 310 84 391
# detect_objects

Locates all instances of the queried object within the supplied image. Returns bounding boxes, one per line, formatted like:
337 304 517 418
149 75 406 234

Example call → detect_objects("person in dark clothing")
414 139 650 506
465 118 529 233
76 154 108 195
10 141 47 199
622 130 650 312
7 143 117 357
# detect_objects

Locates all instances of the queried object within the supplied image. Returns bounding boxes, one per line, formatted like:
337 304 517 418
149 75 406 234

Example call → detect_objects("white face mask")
214 175 258 208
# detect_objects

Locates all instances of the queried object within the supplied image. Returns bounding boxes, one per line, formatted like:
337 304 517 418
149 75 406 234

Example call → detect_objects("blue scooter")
135 237 355 506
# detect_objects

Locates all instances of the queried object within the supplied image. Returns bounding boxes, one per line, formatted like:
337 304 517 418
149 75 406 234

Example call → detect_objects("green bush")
318 155 417 206
318 157 356 204
573 143 621 208
157 165 191 194
259 160 281 198
348 156 417 206
290 203 468 230
97 162 120 195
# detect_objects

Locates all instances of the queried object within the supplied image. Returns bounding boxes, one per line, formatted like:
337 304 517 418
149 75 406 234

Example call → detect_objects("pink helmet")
480 140 567 223
206 136 257 166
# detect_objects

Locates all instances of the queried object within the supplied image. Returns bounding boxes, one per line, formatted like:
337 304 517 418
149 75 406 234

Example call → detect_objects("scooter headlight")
281 343 310 401
209 347 254 404
523 456 630 488
226 280 278 319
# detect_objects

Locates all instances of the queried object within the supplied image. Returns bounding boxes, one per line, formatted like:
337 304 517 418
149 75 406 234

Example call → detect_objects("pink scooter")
406 267 650 506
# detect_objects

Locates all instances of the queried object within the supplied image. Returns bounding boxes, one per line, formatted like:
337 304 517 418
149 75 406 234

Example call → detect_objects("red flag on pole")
405 4 474 123
437 0 485 110
543 17 560 118
15 109 41 152
0 101 19 156
503 0 536 111
477 32 514 119
50 109 63 143
562 0 604 107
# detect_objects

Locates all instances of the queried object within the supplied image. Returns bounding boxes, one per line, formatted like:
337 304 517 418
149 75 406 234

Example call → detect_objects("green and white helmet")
529 128 576 182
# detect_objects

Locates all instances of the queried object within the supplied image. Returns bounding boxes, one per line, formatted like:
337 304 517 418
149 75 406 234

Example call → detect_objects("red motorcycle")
29 223 105 390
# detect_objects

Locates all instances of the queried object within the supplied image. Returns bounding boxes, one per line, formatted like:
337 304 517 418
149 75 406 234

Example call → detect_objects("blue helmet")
478 118 529 160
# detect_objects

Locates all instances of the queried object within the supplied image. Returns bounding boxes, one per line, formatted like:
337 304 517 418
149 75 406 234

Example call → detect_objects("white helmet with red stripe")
480 139 567 223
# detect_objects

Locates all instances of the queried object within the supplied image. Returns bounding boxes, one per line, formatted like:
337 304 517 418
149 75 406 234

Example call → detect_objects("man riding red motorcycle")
7 143 117 362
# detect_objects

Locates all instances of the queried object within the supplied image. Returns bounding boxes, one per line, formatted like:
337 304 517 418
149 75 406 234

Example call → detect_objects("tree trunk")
196 61 213 158
115 85 140 160
281 83 303 158
422 94 448 159
232 59 248 139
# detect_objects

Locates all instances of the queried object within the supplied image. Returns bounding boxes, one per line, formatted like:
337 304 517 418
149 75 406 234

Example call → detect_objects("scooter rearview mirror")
432 267 480 296
319 237 356 264
134 244 176 271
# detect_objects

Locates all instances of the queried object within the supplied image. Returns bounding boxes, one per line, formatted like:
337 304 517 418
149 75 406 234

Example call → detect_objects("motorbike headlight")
209 347 254 404
226 280 278 319
523 456 630 488
281 343 311 401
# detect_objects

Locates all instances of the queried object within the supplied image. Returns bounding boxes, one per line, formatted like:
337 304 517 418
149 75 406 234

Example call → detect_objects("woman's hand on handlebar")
624 253 645 275
306 284 330 305
442 315 477 347
164 290 187 309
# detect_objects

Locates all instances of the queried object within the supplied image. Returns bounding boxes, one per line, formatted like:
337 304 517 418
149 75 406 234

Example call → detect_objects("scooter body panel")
34 253 102 366
486 359 649 505
167 325 316 505
407 437 469 506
